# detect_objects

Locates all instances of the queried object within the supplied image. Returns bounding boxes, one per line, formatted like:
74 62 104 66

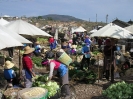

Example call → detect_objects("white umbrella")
0 18 9 26
124 25 133 34
73 26 86 33
0 29 23 50
5 19 52 37
0 25 32 44
89 29 98 34
90 23 133 39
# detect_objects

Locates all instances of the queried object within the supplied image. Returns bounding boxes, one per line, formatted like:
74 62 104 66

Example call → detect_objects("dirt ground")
0 49 133 99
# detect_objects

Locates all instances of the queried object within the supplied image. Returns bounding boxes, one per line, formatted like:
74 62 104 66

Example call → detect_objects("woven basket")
4 88 22 99
57 52 72 66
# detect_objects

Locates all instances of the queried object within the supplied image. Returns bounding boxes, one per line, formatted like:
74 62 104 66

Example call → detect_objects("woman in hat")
42 53 70 99
4 61 16 87
22 46 36 88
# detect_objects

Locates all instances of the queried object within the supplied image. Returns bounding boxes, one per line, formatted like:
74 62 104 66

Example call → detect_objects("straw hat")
35 41 40 44
71 45 77 49
23 46 35 54
4 61 14 69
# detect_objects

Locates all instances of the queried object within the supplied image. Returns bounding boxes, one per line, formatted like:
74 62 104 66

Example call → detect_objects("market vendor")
4 61 16 87
42 52 70 99
22 46 36 88
103 38 116 82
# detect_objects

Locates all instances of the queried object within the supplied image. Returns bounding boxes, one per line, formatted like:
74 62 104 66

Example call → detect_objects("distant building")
112 18 130 28
127 19 133 25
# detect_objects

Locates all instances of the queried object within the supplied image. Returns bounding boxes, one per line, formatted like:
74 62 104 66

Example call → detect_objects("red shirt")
49 37 54 43
22 55 33 69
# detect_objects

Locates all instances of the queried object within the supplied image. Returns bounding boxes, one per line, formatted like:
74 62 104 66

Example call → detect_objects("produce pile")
69 61 97 84
102 81 133 99
32 75 59 98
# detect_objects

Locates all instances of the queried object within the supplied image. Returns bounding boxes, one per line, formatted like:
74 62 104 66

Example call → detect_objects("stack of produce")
32 75 60 98
69 68 97 84
102 81 133 99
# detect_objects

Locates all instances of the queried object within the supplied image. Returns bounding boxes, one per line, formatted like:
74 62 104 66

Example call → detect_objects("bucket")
57 52 72 66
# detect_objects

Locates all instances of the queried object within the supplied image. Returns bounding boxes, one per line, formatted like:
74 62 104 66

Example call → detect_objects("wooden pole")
98 56 100 83
19 47 22 77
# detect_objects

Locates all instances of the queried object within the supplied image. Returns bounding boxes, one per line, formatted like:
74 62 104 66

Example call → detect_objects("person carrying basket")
42 51 70 99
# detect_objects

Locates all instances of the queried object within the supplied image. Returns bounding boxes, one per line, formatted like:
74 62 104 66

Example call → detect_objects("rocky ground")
0 49 133 99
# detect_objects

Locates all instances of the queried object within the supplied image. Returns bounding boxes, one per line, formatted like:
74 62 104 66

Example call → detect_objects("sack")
18 87 48 99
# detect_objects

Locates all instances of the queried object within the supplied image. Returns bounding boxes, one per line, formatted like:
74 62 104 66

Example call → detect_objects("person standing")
80 43 91 70
103 38 116 82
49 37 54 50
22 46 36 88
84 35 92 48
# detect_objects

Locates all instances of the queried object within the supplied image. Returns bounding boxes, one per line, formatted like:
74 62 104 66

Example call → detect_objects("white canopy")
0 18 9 26
124 25 133 34
5 19 52 37
0 29 23 50
73 26 86 33
0 25 32 44
89 29 98 34
90 23 133 39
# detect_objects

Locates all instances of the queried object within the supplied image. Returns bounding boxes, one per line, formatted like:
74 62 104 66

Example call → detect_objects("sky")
0 0 133 23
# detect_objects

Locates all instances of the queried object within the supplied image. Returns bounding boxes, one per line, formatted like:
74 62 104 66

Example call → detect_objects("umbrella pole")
19 47 22 77
98 56 100 83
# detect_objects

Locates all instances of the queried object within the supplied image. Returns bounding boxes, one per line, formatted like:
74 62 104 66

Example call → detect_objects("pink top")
50 60 60 70
49 60 61 78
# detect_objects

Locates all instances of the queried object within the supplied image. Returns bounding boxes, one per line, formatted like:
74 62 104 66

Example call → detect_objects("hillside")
41 14 84 21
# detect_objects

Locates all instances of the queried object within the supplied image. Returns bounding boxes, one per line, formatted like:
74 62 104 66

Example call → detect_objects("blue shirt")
4 69 15 80
58 63 68 77
84 38 91 47
82 45 90 54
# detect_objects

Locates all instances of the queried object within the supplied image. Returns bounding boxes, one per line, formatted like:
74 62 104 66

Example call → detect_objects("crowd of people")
3 32 132 98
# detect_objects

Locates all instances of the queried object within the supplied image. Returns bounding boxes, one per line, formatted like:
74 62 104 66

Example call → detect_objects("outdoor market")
1 18 133 99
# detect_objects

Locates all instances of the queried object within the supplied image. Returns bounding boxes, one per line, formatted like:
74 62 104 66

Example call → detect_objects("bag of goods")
18 87 48 99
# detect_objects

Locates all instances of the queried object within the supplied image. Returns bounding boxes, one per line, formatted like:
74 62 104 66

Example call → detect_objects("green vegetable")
102 81 133 99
